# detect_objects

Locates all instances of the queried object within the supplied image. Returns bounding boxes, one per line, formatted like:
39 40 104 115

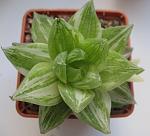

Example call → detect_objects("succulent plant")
3 0 143 134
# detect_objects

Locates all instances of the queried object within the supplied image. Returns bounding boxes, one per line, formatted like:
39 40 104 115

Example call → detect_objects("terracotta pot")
16 9 134 118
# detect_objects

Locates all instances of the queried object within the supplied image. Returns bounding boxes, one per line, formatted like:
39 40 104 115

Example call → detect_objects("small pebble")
112 20 120 26
58 15 70 20
27 18 33 24
107 20 113 27
25 34 32 42
26 24 31 31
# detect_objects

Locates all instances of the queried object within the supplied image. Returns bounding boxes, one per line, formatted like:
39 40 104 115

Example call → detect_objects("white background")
0 0 149 136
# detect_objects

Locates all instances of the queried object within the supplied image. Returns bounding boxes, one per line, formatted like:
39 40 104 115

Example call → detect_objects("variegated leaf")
31 13 53 43
39 102 71 134
102 25 133 54
71 70 101 90
48 18 78 59
75 91 111 134
109 83 135 108
67 66 83 82
54 52 67 84
12 62 62 106
58 82 95 113
79 39 108 65
69 0 102 39
99 50 144 91
67 48 86 64
2 43 50 76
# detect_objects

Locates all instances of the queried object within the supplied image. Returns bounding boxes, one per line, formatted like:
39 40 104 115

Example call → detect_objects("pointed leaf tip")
48 18 78 59
2 43 50 76
99 50 144 91
12 62 62 106
103 24 134 54
31 13 53 43
58 82 95 113
68 0 101 39
39 102 71 134
75 91 111 134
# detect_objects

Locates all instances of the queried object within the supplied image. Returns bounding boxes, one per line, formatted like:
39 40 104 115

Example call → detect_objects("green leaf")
71 70 101 90
54 52 67 83
67 49 87 82
2 43 50 76
109 83 135 106
31 13 53 43
75 91 111 134
102 25 133 54
99 51 144 91
48 18 78 59
58 82 95 113
128 74 144 82
80 39 108 65
69 0 102 39
12 62 62 106
67 66 83 82
67 48 86 64
39 102 71 134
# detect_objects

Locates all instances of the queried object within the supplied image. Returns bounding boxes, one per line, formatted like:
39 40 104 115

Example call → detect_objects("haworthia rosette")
12 62 62 106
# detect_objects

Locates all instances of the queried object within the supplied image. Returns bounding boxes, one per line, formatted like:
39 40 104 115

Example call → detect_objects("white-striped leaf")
58 82 95 113
48 18 79 59
99 50 144 91
102 25 133 54
54 52 67 84
75 91 111 134
39 102 71 134
31 13 53 43
12 62 62 106
79 39 108 65
69 0 102 39
109 83 135 108
2 43 50 76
